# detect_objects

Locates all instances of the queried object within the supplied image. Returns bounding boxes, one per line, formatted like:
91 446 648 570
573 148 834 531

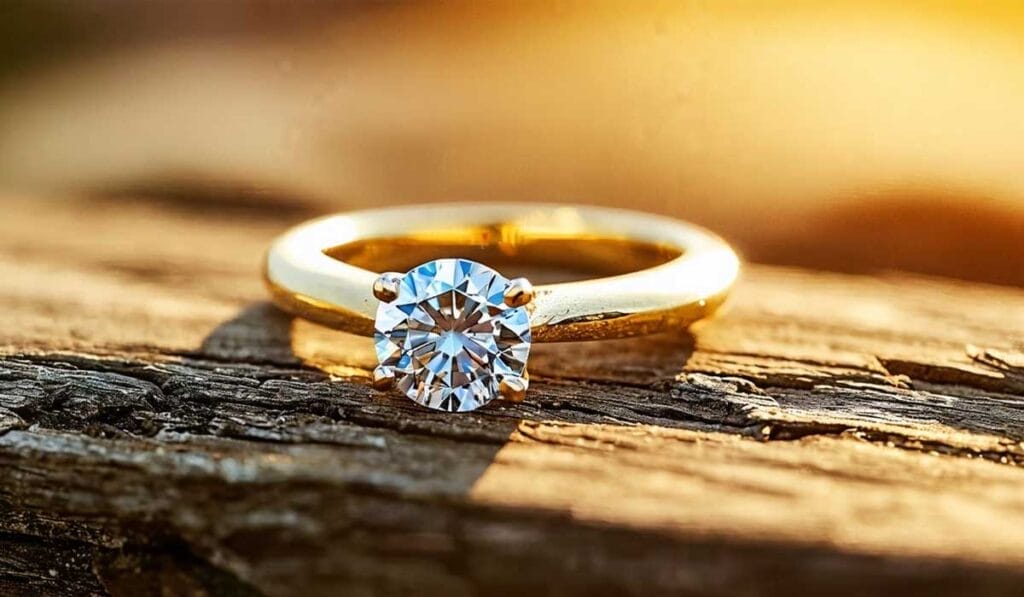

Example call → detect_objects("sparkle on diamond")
373 258 532 412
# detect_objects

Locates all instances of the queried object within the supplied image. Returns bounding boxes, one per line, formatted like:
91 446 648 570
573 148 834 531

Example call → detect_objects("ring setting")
264 203 740 413
371 258 533 412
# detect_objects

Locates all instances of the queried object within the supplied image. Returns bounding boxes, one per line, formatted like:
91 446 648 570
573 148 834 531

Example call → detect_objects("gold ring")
265 203 739 412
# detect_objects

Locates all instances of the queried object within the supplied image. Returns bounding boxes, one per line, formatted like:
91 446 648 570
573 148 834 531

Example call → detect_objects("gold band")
264 203 739 342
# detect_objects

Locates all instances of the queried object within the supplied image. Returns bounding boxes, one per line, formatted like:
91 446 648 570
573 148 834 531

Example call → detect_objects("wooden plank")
2 194 1024 595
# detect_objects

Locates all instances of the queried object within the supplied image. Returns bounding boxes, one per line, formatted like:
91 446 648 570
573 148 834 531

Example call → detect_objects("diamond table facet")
373 259 532 412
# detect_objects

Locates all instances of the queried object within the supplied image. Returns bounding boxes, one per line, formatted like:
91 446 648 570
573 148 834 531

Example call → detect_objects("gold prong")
372 365 395 390
372 272 402 302
503 277 535 308
499 375 529 402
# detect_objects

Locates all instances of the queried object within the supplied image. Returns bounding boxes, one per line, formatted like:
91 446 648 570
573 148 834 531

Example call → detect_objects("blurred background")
0 0 1022 286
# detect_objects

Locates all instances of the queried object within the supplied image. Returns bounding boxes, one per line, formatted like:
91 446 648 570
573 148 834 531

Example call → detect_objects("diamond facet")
373 258 532 412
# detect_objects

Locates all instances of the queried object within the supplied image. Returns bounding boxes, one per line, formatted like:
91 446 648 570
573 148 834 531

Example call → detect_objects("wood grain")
2 194 1024 595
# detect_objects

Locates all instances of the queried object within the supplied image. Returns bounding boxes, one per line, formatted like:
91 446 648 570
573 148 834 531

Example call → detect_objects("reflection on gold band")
264 203 740 342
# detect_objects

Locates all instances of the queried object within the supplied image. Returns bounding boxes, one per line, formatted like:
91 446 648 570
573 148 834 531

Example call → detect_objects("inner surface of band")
264 203 740 342
326 236 681 283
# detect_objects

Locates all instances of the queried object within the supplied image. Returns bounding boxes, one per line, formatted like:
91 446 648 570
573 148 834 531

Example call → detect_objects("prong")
372 365 395 391
372 272 402 302
499 374 529 402
503 277 535 308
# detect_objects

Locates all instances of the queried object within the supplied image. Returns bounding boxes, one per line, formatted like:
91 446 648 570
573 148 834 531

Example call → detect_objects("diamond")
373 258 532 412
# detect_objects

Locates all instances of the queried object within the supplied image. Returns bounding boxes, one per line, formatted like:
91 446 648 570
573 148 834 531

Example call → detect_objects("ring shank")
264 203 740 342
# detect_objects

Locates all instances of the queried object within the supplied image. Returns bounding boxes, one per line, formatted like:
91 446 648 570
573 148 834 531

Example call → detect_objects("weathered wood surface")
2 194 1024 596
